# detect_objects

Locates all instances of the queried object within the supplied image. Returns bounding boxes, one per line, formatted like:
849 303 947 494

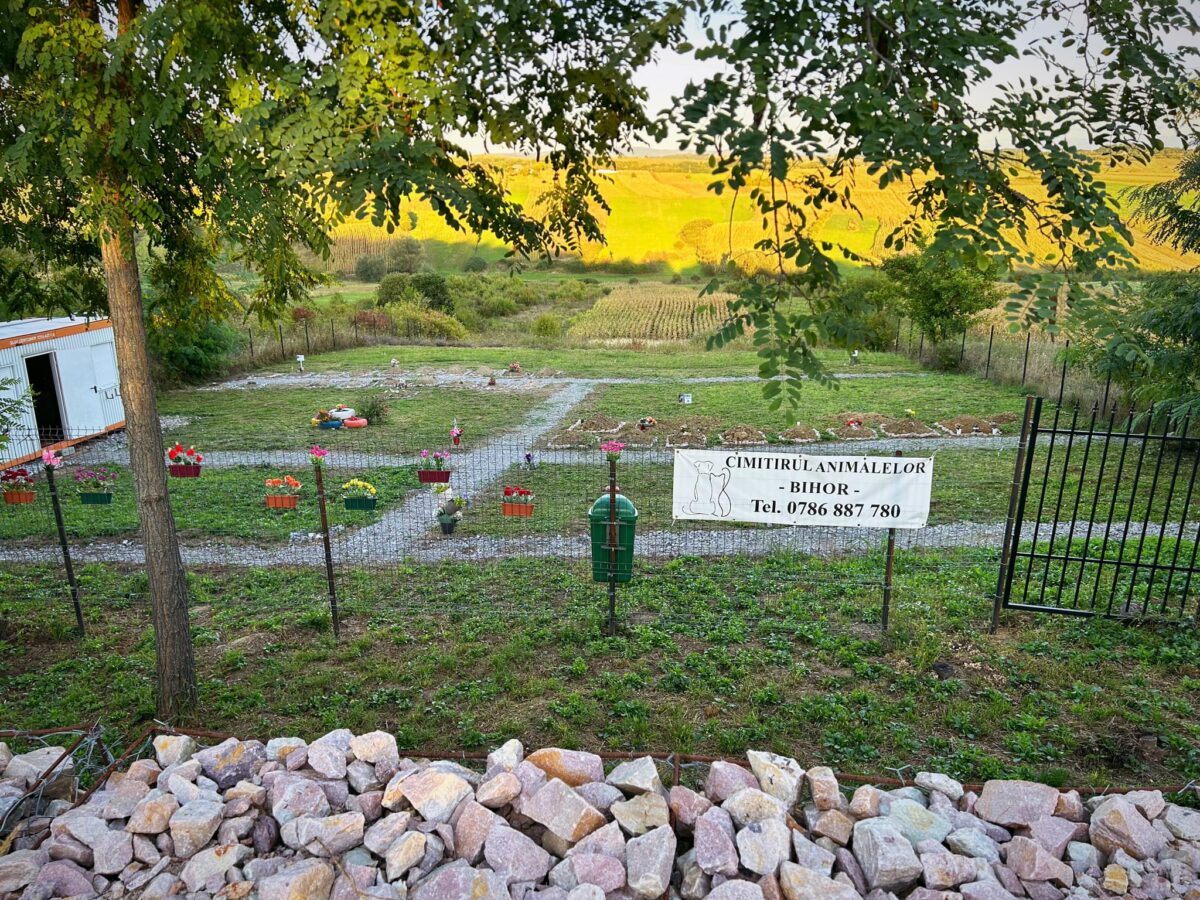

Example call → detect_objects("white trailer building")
0 317 125 466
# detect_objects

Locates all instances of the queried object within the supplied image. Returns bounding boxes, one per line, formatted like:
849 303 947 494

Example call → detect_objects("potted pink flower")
417 449 451 483
75 467 118 505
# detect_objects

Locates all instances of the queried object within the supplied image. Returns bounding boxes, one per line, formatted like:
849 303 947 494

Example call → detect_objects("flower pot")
452 435 461 446
265 494 299 509
4 491 35 505
344 496 377 511
79 492 113 505
318 420 344 429
169 464 202 478
438 516 458 535
502 502 534 517
344 417 368 428
418 469 451 484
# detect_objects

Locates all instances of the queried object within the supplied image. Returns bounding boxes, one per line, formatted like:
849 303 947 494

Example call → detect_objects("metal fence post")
313 462 341 637
304 320 311 354
1020 332 1031 385
1057 339 1070 406
959 329 967 366
881 450 901 633
45 464 85 636
278 324 285 360
984 325 994 380
248 329 254 365
606 458 618 637
992 395 1038 633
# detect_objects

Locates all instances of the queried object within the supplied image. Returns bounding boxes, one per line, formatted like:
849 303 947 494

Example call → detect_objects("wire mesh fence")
1 422 1024 634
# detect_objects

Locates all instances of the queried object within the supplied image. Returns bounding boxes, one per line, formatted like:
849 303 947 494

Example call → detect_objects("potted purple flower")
417 449 452 483
75 467 118 505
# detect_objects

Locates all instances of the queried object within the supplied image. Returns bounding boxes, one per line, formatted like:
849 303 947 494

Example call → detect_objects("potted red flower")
2 467 36 504
417 449 451 483
264 474 302 509
167 443 204 477
502 486 534 517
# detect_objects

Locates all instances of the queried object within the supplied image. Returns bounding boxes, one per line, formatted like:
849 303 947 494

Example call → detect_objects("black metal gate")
994 396 1200 626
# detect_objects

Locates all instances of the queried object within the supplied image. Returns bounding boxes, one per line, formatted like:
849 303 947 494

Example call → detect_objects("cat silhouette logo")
685 458 731 517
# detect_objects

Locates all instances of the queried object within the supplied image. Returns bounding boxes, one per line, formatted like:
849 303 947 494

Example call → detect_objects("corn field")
567 284 737 340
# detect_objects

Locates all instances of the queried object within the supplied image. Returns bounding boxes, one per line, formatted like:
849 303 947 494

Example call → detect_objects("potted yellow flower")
342 478 377 510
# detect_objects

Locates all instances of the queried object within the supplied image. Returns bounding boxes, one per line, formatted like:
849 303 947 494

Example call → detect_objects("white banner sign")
672 449 932 529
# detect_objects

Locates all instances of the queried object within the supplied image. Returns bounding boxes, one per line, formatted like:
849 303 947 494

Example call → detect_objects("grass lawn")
2 553 1198 787
258 345 920 378
158 385 552 450
0 465 418 544
569 375 1029 440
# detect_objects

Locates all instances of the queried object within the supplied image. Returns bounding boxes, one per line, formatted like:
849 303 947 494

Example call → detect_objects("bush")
388 302 468 341
356 393 390 425
463 255 488 273
376 273 413 305
815 272 901 351
290 305 317 322
532 314 562 337
411 272 452 312
386 237 425 274
149 321 244 382
881 248 1002 347
355 254 387 283
478 296 518 318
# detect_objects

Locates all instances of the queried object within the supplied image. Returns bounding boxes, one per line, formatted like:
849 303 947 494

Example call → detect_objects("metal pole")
959 329 967 366
313 464 341 637
278 324 285 359
45 465 85 636
992 395 1038 633
881 450 901 633
304 319 311 354
917 333 924 363
248 328 254 364
984 325 994 379
894 319 902 353
1020 332 1031 385
607 458 618 637
1056 339 1070 406
331 319 336 350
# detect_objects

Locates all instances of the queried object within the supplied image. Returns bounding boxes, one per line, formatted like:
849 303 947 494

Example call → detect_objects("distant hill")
329 152 1196 275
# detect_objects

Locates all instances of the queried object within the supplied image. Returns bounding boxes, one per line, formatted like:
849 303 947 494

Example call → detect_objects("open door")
54 345 101 435
24 353 65 445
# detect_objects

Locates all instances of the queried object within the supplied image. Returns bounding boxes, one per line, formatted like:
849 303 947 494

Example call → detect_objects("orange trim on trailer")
5 421 126 467
0 319 112 351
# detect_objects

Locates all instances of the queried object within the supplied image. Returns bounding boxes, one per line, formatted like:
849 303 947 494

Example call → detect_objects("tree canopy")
670 0 1199 405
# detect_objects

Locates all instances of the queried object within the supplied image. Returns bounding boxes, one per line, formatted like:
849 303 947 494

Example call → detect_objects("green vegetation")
157 385 552 450
260 345 919 378
0 465 418 544
3 555 1198 785
571 375 1028 438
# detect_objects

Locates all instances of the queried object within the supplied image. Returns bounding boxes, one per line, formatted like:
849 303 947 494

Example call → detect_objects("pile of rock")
1 734 1199 900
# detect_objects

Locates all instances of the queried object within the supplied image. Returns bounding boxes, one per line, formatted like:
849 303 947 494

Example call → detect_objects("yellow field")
330 152 1196 274
567 284 736 340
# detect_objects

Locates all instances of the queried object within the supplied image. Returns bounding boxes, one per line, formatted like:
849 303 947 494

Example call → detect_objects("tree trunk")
100 223 197 719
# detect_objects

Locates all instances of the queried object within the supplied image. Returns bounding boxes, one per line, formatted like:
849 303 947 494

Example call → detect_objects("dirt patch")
826 424 878 440
837 411 887 426
777 424 819 444
879 418 940 438
610 423 656 448
719 425 767 446
935 416 1000 436
544 430 597 450
568 414 625 434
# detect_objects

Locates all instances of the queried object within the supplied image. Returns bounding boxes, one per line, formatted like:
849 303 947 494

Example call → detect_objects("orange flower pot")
265 494 299 509
4 491 35 505
502 502 534 517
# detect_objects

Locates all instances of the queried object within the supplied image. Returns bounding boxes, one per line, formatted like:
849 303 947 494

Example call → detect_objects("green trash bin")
588 492 638 583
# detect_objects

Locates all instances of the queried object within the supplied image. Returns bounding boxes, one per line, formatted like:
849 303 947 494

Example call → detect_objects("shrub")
532 314 561 337
353 309 392 331
149 321 244 382
386 237 425 274
411 272 452 312
290 305 317 322
356 393 390 425
355 254 387 282
881 248 1003 347
388 302 467 340
376 273 413 305
463 255 488 273
478 296 518 318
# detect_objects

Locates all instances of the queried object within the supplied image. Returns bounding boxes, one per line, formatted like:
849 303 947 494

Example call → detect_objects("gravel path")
202 369 928 392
